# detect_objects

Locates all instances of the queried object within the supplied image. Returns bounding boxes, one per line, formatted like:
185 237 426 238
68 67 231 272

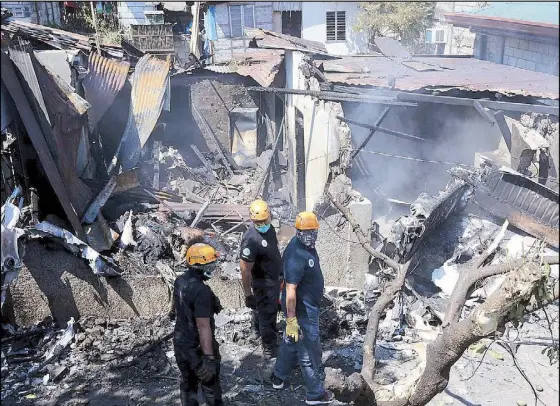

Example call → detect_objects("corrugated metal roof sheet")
322 56 560 99
2 19 91 51
83 53 130 131
204 49 284 87
245 28 328 55
109 55 170 173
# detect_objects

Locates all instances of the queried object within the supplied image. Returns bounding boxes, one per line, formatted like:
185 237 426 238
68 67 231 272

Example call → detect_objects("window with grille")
326 11 346 41
229 4 255 38
7 6 31 18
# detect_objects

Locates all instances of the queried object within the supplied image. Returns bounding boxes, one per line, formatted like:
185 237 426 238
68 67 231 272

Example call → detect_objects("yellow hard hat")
249 199 270 221
186 243 218 266
295 212 319 230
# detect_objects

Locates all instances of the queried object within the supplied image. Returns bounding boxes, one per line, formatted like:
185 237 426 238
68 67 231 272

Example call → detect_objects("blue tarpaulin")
205 5 217 41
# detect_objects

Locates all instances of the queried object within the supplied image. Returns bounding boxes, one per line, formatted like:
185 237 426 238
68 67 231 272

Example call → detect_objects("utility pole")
90 1 101 53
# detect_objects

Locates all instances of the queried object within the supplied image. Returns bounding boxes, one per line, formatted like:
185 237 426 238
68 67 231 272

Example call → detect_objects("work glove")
195 355 218 383
245 294 257 310
285 317 300 343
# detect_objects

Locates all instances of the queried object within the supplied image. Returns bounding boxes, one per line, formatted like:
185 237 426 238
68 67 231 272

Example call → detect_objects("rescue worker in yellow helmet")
239 199 282 359
172 243 224 406
271 212 334 405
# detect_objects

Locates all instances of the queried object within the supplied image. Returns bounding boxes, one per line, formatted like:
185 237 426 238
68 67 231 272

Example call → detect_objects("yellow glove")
286 317 300 343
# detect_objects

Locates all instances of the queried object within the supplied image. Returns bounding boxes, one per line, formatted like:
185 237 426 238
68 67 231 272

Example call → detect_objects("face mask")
255 223 271 234
297 230 318 249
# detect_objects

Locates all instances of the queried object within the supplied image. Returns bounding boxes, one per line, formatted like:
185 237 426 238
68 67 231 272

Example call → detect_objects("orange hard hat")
295 212 319 230
249 199 270 221
186 243 218 266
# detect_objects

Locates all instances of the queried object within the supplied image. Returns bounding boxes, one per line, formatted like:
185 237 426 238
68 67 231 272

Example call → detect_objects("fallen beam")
1 53 85 240
253 116 285 199
337 115 425 142
246 86 417 107
473 101 497 126
350 107 390 159
191 144 217 184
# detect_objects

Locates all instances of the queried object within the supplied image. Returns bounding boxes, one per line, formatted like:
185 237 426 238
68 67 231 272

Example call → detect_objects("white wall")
284 51 345 211
301 2 369 55
213 2 274 63
117 1 157 27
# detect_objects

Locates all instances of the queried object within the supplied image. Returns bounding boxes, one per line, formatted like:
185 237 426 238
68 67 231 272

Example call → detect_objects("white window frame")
426 28 447 44
144 10 164 25
326 10 346 42
229 4 255 38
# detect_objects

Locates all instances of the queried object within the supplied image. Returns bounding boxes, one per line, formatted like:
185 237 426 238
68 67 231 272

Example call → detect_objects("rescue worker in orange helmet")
271 212 334 405
239 199 282 359
171 243 224 406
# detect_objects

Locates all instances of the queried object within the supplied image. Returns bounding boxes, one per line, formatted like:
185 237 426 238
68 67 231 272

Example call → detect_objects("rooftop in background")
469 2 559 26
319 55 560 100
445 2 559 38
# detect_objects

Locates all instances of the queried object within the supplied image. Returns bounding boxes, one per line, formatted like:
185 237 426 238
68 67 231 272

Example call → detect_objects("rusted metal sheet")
1 52 85 239
374 37 411 59
9 41 50 126
2 19 92 51
245 28 328 55
451 161 559 248
109 55 170 173
321 56 559 99
83 53 130 131
205 49 284 87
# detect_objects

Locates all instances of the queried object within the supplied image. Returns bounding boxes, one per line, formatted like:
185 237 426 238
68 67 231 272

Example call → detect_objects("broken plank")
253 116 285 200
191 145 217 184
493 110 512 152
473 101 497 126
82 176 117 224
190 200 210 227
351 107 390 159
1 53 86 240
337 115 425 142
191 103 235 177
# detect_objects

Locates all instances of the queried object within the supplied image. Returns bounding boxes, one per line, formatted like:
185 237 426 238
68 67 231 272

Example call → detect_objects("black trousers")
174 342 223 406
252 283 279 352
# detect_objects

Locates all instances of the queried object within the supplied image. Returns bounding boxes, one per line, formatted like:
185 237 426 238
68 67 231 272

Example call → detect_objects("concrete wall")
301 2 369 55
284 51 347 211
316 198 372 289
213 2 274 63
117 1 157 27
474 32 559 75
3 1 61 25
5 241 246 327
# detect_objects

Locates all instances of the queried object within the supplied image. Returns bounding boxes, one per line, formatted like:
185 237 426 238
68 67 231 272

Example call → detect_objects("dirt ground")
3 306 558 406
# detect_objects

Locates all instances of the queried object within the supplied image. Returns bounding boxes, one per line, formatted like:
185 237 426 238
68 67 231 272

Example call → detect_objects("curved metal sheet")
83 53 130 131
109 55 170 173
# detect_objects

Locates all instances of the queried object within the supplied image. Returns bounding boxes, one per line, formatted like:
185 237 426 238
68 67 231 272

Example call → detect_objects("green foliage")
354 2 436 49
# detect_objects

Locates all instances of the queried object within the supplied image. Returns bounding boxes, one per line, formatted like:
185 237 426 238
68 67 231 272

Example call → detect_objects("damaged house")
1 6 559 406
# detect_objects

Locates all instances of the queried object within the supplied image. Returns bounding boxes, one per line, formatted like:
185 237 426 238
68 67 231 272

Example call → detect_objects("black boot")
180 388 197 406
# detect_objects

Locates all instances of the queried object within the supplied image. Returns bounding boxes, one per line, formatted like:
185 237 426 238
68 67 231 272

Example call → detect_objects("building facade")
2 1 61 26
445 2 559 75
301 2 369 55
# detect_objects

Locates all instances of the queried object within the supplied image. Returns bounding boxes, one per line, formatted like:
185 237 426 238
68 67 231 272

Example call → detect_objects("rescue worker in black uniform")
239 199 282 359
171 243 224 406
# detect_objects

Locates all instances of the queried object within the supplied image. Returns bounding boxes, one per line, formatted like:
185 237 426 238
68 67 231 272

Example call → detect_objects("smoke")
345 100 503 222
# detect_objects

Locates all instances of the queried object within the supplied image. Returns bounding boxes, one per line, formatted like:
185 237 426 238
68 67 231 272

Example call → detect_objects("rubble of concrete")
1 11 559 406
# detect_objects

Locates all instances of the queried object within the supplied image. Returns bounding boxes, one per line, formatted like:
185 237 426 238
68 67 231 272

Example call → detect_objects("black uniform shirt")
239 224 282 286
173 269 220 348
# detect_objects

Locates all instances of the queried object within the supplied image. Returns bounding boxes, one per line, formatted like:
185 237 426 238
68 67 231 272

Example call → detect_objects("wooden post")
190 2 201 58
90 2 101 53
